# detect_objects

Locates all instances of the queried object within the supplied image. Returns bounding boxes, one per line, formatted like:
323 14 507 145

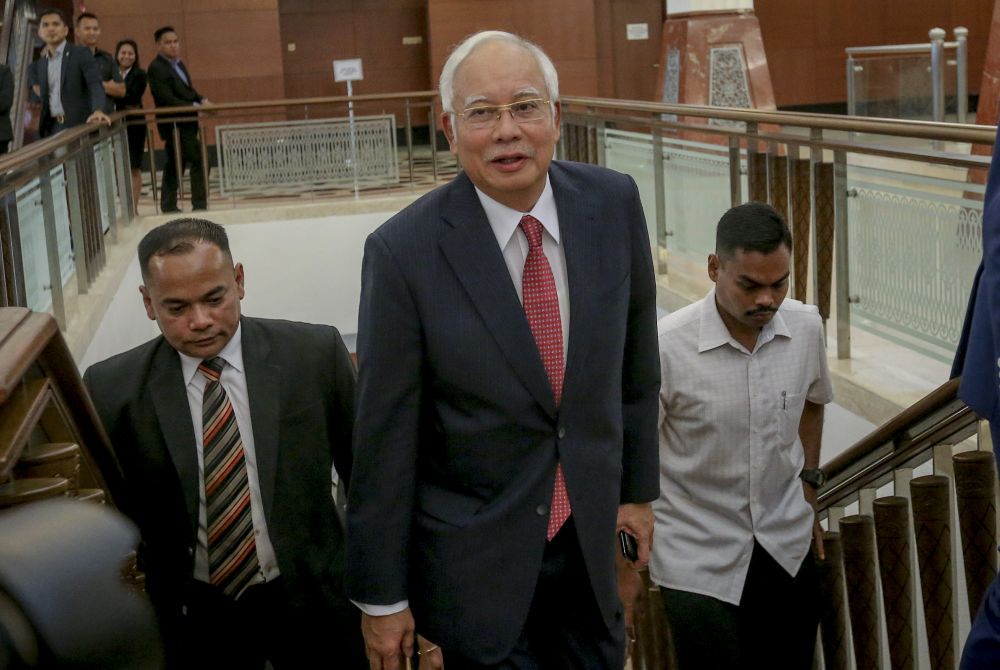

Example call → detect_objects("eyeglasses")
457 99 551 129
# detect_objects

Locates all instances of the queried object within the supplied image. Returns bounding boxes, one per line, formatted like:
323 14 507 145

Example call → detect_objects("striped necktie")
199 357 261 598
519 215 572 540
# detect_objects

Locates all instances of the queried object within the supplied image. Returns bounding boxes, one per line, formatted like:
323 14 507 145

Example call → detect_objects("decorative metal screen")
216 115 399 196
847 166 983 361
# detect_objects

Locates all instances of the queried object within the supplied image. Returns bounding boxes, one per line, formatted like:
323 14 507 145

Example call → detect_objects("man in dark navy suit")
29 8 108 138
346 30 660 669
147 26 208 213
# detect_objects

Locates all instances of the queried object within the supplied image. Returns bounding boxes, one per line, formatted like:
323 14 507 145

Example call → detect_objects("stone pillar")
656 0 775 120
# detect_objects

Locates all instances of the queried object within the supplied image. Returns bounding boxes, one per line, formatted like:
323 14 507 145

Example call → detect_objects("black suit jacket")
146 54 202 141
84 317 356 633
345 161 661 663
29 43 106 137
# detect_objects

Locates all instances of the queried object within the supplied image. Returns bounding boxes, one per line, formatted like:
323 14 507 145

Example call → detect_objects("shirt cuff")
353 600 409 616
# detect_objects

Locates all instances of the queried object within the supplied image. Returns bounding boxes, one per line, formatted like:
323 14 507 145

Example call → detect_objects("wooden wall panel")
757 0 993 108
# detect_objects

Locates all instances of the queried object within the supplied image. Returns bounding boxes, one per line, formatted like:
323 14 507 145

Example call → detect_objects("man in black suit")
346 30 660 669
29 8 108 138
84 218 365 668
147 26 207 213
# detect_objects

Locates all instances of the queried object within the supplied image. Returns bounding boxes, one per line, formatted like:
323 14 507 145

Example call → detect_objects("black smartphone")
618 530 638 562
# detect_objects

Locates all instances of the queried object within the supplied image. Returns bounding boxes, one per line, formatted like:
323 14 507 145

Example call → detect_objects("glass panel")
14 166 73 313
851 52 960 121
846 163 983 362
94 139 114 232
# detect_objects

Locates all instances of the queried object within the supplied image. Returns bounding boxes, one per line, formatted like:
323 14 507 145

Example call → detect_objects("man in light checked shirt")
650 202 833 669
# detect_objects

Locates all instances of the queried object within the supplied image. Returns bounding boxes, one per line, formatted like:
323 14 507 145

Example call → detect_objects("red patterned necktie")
199 357 261 598
519 214 571 540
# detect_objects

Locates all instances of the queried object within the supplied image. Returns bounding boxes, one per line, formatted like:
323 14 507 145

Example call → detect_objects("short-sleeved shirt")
650 288 833 605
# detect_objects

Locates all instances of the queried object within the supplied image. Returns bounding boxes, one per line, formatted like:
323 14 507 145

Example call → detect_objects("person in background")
147 25 208 213
74 12 124 114
111 39 148 213
29 7 108 137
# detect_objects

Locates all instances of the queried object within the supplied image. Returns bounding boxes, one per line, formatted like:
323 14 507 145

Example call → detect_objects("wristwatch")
800 468 827 488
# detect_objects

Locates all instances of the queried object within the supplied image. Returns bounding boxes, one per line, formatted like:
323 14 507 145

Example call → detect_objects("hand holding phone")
619 529 638 562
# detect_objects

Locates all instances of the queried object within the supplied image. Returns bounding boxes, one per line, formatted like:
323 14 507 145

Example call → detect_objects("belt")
53 114 65 124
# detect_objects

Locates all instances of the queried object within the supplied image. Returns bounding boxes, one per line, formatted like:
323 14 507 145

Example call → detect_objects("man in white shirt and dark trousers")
651 202 833 669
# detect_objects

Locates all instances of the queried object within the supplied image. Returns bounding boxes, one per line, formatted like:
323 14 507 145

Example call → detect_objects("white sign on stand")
333 58 364 82
332 59 365 198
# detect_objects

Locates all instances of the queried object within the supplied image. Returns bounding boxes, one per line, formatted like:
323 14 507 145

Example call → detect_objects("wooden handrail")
817 377 982 510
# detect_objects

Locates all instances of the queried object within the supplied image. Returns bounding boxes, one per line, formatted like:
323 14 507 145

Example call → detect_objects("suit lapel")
240 318 279 523
438 174 557 417
60 45 70 90
149 342 200 540
551 163 600 405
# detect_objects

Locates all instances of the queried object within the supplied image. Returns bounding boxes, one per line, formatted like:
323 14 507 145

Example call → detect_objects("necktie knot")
519 215 544 249
198 357 224 381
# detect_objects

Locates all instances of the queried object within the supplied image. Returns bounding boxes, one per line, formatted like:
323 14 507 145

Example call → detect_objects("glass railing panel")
94 139 115 232
851 53 960 121
15 165 73 312
603 129 747 274
661 136 744 266
603 128 657 249
846 163 983 362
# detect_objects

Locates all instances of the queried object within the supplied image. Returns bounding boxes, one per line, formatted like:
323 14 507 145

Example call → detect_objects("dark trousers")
661 540 819 670
162 577 367 669
441 518 625 669
962 566 1000 668
160 122 206 212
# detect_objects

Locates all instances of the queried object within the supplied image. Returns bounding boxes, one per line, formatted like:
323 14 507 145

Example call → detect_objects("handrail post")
64 156 89 295
930 28 946 123
652 125 666 275
38 170 66 330
955 27 968 124
405 99 415 188
429 105 440 183
198 115 210 207
172 123 184 203
846 55 856 117
146 120 158 207
833 149 851 359
729 135 742 207
99 135 119 244
112 124 133 224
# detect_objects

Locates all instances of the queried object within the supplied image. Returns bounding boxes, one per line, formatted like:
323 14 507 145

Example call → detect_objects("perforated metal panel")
215 115 399 196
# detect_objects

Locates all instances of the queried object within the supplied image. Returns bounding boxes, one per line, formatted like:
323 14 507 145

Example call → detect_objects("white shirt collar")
697 287 790 354
475 176 560 250
179 322 244 386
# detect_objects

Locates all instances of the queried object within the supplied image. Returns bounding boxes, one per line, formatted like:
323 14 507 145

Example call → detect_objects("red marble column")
655 11 776 118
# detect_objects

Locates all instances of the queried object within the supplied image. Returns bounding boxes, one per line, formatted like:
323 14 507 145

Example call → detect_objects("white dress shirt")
178 323 281 585
355 177 568 617
45 41 67 117
650 288 833 605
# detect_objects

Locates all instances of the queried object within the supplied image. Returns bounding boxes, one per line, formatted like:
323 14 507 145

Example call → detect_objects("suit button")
536 504 550 516
557 427 566 439
187 546 194 557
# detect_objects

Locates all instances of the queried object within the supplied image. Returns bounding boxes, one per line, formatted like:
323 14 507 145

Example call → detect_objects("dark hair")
115 38 140 65
75 11 98 25
715 202 792 259
154 26 176 43
138 218 231 279
37 8 67 25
